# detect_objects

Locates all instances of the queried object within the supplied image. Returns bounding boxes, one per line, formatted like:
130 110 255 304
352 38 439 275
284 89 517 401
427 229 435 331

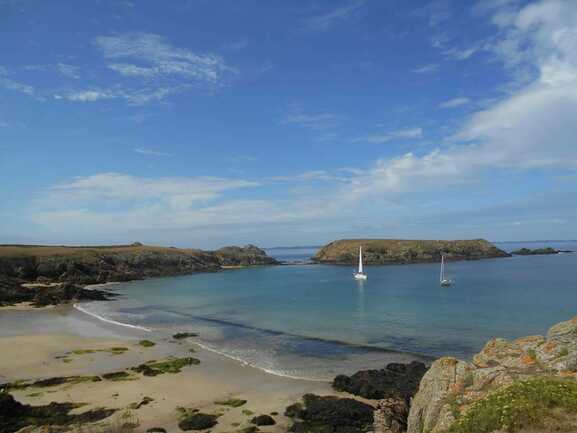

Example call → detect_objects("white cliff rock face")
406 317 577 433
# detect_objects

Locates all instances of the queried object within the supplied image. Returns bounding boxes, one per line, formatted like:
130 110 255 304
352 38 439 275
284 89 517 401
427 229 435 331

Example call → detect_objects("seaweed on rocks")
285 394 374 433
131 357 200 376
178 412 218 431
250 414 276 426
0 391 116 433
333 361 428 401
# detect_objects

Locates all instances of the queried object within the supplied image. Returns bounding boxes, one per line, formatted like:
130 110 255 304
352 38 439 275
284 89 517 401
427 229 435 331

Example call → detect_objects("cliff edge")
406 317 577 433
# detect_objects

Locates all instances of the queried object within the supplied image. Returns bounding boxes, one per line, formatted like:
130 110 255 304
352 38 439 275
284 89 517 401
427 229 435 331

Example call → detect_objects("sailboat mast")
358 246 363 274
440 254 444 282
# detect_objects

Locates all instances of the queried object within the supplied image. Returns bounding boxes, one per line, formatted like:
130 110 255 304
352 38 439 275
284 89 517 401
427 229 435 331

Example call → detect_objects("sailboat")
440 254 452 286
354 246 367 280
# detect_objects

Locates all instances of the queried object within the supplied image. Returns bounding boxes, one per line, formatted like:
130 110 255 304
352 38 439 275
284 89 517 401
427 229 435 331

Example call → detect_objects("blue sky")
1 0 576 248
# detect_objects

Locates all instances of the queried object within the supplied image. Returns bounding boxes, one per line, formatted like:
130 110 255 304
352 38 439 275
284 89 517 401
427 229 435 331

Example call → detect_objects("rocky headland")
0 243 278 306
405 317 577 433
313 239 510 265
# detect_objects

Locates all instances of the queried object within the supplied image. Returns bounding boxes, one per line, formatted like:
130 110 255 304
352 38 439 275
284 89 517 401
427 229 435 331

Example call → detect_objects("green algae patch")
242 409 255 416
215 398 247 408
132 357 200 376
447 378 577 433
69 347 129 356
2 375 102 391
138 339 156 348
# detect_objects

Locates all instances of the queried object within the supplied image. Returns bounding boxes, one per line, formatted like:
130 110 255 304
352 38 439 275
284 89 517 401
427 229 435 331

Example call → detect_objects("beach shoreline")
0 302 338 433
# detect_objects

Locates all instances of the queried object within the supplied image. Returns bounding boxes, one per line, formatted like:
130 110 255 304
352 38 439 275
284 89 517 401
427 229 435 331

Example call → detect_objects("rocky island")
313 239 510 265
0 243 278 307
511 247 574 255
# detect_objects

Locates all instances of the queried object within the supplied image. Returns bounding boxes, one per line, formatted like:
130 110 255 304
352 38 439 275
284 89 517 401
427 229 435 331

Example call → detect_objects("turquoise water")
81 241 577 380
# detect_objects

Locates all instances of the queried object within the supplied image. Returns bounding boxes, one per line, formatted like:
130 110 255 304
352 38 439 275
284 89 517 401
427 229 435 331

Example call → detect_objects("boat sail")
440 254 451 286
354 246 367 280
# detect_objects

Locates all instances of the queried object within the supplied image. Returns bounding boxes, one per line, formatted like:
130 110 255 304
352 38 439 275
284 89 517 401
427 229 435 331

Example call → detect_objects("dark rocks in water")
0 275 117 307
251 414 276 426
333 361 428 401
313 239 510 265
511 247 571 255
215 244 280 266
178 413 218 431
286 394 374 433
373 398 409 433
173 332 199 340
0 392 116 433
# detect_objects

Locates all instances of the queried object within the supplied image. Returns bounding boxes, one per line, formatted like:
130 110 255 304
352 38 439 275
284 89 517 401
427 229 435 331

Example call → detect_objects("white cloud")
302 0 365 32
439 97 470 108
56 63 80 79
356 127 423 144
134 147 173 157
94 32 232 84
413 63 439 74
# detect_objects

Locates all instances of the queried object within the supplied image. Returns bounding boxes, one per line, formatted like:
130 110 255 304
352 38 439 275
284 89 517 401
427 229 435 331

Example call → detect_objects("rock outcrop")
333 361 428 401
406 317 577 433
214 244 279 266
0 243 278 306
313 239 509 265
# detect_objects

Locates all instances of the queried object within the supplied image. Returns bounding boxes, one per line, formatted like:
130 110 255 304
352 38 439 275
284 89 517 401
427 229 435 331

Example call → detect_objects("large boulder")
333 361 428 401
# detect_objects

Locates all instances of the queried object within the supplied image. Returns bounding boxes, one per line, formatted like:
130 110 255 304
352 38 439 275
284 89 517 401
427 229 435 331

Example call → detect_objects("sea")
78 240 577 381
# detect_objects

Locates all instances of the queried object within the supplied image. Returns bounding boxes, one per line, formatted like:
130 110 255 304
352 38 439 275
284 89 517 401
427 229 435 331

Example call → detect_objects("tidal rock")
286 394 374 433
0 392 115 433
251 414 276 426
178 413 218 431
333 361 428 400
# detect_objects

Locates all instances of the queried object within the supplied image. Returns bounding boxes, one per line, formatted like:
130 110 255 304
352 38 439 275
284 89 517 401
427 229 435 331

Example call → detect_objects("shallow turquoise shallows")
81 242 577 380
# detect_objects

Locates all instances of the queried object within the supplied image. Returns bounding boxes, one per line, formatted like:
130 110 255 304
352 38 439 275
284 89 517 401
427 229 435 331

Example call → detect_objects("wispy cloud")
302 0 365 32
0 66 35 97
355 127 423 144
413 63 439 74
94 32 232 85
439 97 470 108
134 147 173 157
281 107 341 131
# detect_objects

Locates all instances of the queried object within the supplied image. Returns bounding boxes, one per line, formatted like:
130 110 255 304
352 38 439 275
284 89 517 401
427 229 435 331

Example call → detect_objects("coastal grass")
447 378 577 433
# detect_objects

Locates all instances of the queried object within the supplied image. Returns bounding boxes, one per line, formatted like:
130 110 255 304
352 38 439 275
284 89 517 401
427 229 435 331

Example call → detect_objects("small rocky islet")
313 239 510 265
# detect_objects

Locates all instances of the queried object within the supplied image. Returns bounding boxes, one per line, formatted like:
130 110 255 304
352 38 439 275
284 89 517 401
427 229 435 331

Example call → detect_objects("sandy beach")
0 305 337 433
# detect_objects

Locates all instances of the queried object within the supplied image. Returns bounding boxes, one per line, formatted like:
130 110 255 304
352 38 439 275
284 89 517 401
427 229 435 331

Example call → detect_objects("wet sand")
0 305 336 433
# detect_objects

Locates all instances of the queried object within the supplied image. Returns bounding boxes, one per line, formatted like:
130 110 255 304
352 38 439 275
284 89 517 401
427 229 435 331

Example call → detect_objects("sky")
0 0 576 249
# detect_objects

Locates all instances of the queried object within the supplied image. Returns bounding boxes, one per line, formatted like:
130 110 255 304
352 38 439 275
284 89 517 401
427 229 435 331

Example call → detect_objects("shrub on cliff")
447 378 577 433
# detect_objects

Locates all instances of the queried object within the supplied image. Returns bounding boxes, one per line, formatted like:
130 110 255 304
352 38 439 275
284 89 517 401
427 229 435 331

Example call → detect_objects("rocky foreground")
313 239 509 265
0 243 278 306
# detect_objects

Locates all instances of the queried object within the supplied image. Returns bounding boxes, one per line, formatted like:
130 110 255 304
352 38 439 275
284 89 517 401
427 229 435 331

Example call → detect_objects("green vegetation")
447 378 577 433
215 398 247 408
71 347 125 355
3 375 102 391
242 409 255 416
138 340 156 348
131 357 200 376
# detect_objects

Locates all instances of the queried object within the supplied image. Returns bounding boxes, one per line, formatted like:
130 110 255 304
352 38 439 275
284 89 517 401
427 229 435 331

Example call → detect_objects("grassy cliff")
313 239 509 265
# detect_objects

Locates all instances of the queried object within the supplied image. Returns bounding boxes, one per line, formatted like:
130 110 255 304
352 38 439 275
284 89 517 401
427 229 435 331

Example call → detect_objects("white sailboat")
354 246 367 280
440 254 452 286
